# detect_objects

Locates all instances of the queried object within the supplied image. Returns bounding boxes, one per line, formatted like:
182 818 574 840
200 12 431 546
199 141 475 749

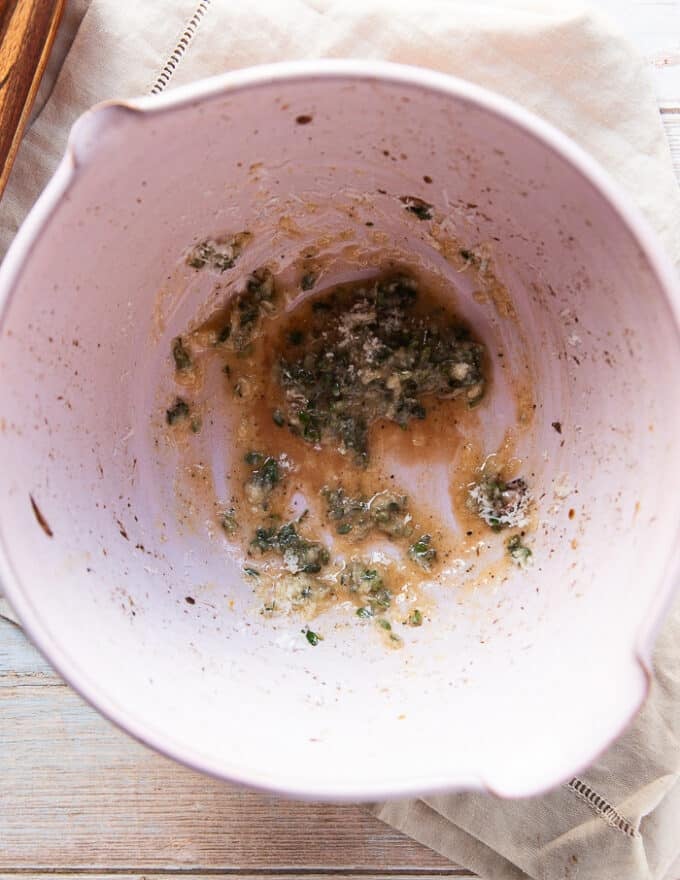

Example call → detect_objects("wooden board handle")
0 0 65 199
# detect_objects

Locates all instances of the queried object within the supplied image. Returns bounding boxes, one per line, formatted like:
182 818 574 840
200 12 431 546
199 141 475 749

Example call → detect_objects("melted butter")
161 259 536 633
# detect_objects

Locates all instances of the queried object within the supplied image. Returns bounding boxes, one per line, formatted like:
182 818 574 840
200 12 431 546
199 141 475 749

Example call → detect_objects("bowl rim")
1 58 679 801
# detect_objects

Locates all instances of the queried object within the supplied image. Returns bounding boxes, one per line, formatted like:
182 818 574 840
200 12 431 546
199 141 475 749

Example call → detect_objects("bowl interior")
1 67 679 798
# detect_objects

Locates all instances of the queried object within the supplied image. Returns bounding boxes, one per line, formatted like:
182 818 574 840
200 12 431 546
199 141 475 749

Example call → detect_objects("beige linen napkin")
1 2 679 878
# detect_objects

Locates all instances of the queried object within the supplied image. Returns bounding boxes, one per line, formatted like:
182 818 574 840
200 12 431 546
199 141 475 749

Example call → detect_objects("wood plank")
0 679 453 871
0 615 61 685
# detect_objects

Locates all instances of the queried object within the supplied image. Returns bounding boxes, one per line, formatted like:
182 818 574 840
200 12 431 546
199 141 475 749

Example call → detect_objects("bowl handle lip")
0 100 142 330
5 57 680 330
0 142 74 333
66 100 143 169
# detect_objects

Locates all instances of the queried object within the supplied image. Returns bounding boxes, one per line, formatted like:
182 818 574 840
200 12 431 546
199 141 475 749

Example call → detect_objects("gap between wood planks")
0 868 477 880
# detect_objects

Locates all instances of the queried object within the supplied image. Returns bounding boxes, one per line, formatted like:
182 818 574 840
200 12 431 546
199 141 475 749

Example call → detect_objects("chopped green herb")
240 268 275 324
341 560 392 612
215 267 277 354
259 458 280 485
251 521 329 574
243 566 260 577
166 397 190 425
277 274 485 462
469 475 531 530
301 272 317 291
298 407 322 443
507 534 532 568
272 408 285 427
409 534 437 571
356 606 373 619
172 336 192 372
244 453 281 509
221 509 238 535
407 609 423 627
305 629 322 646
323 486 413 541
186 232 251 272
217 324 231 344
371 493 414 538
377 618 392 631
400 196 433 220
165 396 199 430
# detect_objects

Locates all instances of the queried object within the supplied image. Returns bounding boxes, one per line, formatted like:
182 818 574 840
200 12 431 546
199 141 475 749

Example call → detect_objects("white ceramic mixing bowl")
1 61 679 800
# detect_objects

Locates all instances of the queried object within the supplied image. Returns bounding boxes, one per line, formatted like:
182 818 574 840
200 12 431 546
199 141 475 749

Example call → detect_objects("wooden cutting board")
0 0 64 198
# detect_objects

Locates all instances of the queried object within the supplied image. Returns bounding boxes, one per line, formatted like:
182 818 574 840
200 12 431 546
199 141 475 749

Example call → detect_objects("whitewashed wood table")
1 1 679 877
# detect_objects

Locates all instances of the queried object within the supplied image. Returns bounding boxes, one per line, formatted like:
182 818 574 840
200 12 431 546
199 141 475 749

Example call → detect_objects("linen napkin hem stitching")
567 777 641 838
149 0 213 95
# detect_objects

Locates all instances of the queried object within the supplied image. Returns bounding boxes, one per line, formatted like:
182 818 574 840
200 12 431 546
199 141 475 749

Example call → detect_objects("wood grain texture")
0 0 64 197
0 628 455 872
0 615 58 685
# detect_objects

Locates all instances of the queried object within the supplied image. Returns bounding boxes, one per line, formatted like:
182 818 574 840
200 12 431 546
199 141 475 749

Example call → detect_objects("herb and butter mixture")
186 232 252 273
277 275 485 463
468 474 531 531
469 473 533 568
165 254 534 647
